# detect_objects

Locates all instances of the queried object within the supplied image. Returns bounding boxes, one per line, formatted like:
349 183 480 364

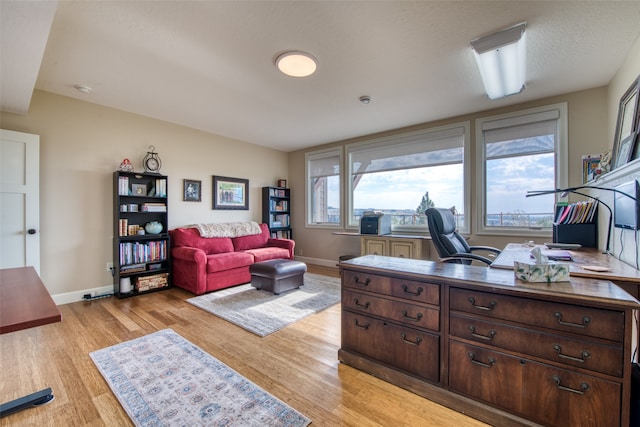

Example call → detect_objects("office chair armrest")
439 253 494 266
468 245 502 255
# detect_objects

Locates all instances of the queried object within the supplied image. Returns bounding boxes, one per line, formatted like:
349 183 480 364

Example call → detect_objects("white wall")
0 90 288 302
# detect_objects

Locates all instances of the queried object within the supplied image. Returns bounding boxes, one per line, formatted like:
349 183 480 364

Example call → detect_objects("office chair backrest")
426 207 472 264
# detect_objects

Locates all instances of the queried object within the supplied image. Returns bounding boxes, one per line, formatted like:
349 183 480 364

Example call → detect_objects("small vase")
145 221 163 234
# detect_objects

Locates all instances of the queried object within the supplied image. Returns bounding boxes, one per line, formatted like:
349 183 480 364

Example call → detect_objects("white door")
0 129 40 272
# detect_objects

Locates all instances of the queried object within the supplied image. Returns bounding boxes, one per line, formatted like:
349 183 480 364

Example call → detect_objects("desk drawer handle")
552 344 590 363
401 310 423 322
552 375 589 395
353 319 370 330
353 298 370 309
401 333 422 346
468 325 496 341
402 285 423 296
467 352 495 368
353 277 371 287
554 312 591 328
468 297 496 311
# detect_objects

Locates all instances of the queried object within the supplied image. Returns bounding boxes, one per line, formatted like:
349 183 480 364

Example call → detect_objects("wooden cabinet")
339 255 638 427
262 186 291 239
113 171 170 298
360 234 430 259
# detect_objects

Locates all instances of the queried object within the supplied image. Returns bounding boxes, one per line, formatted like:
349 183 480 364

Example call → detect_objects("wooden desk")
0 267 61 418
340 255 639 427
1 267 62 334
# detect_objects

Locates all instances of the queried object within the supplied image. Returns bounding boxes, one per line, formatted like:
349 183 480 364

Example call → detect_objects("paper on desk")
581 265 613 272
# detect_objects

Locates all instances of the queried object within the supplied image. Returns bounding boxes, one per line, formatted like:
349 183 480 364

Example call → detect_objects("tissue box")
514 261 570 283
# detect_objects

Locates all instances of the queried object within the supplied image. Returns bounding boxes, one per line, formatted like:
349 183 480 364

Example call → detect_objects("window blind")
348 127 465 174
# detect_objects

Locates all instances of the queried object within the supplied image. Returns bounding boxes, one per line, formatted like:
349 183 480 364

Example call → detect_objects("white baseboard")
51 257 339 305
294 255 340 269
52 284 113 305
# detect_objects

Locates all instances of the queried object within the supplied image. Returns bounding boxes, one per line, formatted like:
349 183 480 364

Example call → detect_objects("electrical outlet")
106 262 113 272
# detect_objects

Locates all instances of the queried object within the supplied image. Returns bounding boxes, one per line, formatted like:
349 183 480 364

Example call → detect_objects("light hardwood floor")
0 265 489 426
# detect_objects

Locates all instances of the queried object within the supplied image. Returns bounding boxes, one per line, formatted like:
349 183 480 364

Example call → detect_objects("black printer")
360 211 391 235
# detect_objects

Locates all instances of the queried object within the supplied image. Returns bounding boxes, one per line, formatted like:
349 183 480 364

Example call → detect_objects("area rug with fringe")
187 272 341 337
90 329 311 427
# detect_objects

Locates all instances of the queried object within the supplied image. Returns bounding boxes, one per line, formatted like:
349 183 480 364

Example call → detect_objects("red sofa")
169 223 294 295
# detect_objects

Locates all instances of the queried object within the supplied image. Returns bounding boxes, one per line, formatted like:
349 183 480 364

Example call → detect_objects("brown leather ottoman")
250 259 307 295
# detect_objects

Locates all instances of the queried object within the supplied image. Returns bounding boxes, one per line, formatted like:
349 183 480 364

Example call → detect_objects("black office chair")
426 207 501 266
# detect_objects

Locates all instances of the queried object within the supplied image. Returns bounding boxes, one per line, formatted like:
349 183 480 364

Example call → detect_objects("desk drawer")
343 270 439 305
344 289 439 332
450 288 624 342
450 314 623 377
342 310 440 382
449 341 621 427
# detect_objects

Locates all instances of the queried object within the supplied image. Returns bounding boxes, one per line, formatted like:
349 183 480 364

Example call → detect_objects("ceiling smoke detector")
74 85 93 94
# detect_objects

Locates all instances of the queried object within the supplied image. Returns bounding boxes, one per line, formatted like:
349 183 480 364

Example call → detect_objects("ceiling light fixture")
74 85 93 94
275 51 317 77
470 22 526 100
359 96 371 104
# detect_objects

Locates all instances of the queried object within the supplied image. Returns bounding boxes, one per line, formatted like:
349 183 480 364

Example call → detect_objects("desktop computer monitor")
614 179 640 230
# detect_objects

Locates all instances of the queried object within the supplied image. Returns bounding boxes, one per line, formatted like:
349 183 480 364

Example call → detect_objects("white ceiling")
2 1 640 152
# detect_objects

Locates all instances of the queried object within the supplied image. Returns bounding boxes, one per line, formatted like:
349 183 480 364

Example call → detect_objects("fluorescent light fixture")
275 51 318 77
471 22 526 99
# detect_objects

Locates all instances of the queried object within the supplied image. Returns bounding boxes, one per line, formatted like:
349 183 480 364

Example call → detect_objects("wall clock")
143 145 162 173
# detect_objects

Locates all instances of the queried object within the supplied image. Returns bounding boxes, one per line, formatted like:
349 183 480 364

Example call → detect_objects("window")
306 148 342 227
346 123 470 233
476 103 568 235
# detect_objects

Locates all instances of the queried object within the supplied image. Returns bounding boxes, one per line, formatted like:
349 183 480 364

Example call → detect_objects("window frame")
345 122 471 234
475 103 568 237
305 147 343 229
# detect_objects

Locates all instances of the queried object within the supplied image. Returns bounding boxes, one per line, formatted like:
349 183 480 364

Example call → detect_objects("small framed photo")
183 179 201 202
131 184 147 196
581 154 602 183
277 179 287 188
213 176 249 210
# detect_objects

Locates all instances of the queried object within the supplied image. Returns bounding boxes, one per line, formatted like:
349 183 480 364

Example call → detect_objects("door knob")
27 229 37 235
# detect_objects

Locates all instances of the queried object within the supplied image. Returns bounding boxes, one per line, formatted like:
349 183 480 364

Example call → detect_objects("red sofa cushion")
242 246 291 262
231 223 269 251
170 227 234 254
206 252 254 273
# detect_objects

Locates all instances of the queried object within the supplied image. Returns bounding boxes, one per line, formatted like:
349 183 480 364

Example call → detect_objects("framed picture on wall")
612 76 639 169
213 176 249 210
183 179 201 202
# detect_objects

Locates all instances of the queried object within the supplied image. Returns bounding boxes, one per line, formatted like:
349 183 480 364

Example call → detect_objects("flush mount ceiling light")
471 22 526 100
275 51 318 77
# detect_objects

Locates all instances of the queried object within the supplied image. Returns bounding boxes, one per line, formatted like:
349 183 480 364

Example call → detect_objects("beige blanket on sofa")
189 221 262 238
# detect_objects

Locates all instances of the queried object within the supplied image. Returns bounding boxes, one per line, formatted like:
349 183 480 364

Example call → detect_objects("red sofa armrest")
267 238 295 259
171 246 208 295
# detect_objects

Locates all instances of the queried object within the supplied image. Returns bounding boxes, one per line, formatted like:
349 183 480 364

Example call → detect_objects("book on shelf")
141 202 167 212
119 218 129 236
118 176 130 196
119 240 167 265
153 178 167 197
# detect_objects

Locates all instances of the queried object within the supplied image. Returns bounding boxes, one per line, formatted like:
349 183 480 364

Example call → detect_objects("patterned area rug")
187 273 340 337
90 329 311 427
